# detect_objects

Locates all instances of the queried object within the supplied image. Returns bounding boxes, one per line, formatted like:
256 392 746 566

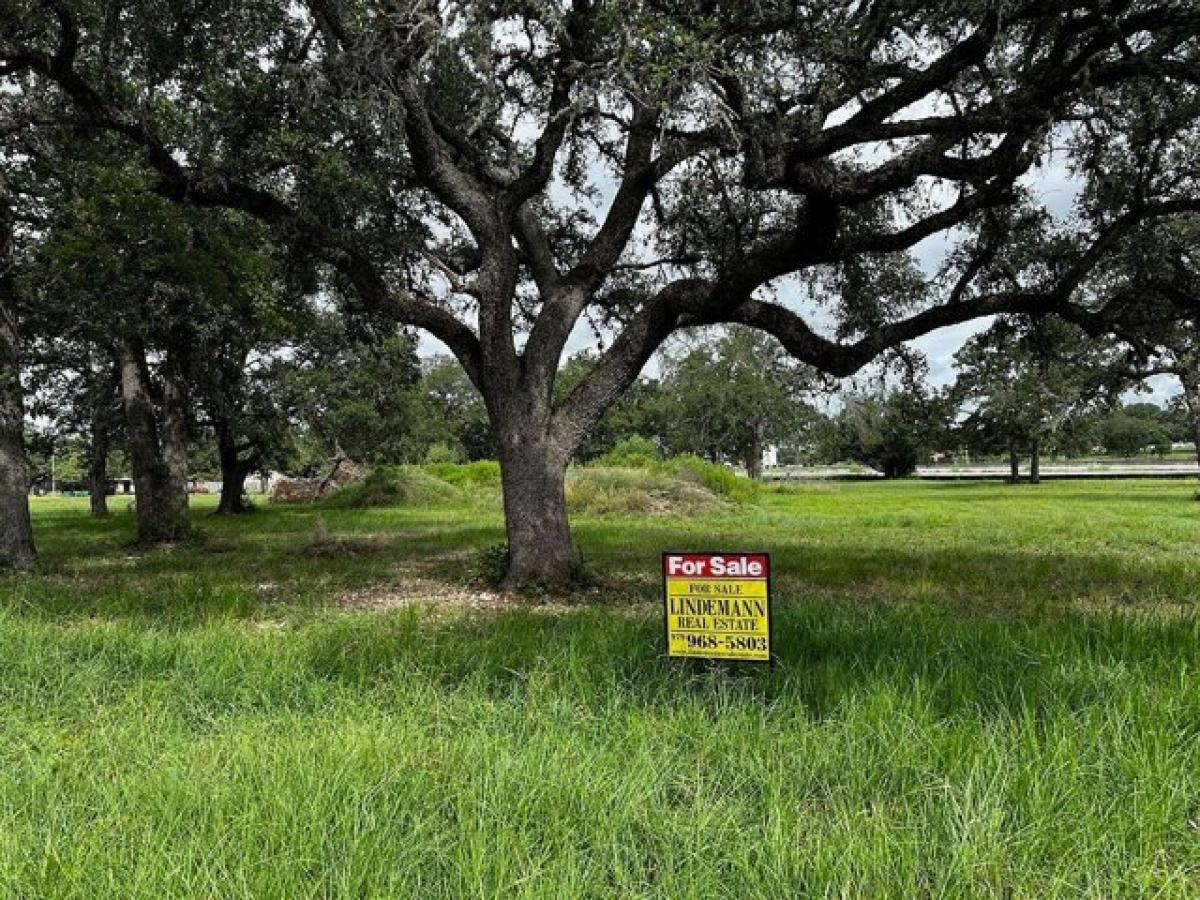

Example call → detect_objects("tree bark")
1029 440 1041 485
496 422 577 587
0 310 35 571
159 372 190 525
0 181 35 571
118 343 190 543
1008 442 1020 483
88 416 110 517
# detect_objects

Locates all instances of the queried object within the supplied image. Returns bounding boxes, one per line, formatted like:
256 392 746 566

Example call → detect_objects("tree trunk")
215 424 252 515
744 433 764 481
0 311 35 571
88 417 110 517
1180 371 1200 474
119 344 190 543
159 373 190 520
217 458 248 515
497 427 577 587
1008 442 1020 483
1029 440 1041 485
0 181 35 571
1192 408 1200 476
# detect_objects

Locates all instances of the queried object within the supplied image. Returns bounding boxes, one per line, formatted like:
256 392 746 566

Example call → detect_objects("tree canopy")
951 316 1122 476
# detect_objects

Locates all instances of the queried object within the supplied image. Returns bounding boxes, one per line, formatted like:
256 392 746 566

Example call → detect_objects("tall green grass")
1 481 1199 897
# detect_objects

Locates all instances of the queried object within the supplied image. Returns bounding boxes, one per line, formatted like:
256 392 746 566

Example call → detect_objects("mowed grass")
2 479 1200 897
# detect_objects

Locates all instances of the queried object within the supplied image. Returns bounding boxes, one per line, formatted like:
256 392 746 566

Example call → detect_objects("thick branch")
2 16 486 386
507 2 596 203
520 101 663 394
330 249 484 390
551 279 710 454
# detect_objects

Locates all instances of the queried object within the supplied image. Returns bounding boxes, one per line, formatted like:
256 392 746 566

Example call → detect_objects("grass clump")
665 453 760 501
321 466 461 509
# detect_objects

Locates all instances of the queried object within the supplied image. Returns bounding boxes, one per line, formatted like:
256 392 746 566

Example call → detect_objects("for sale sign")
663 553 772 662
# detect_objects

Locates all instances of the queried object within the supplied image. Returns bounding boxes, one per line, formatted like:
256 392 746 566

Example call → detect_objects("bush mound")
592 438 759 503
592 435 663 470
322 467 462 509
664 454 759 502
317 449 754 515
422 460 502 491
566 466 726 517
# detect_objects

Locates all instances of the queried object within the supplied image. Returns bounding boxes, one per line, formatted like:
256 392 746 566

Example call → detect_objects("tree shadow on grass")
7 494 1198 657
6 506 1199 629
4 512 507 625
585 520 1200 612
294 595 1200 726
4 528 1198 727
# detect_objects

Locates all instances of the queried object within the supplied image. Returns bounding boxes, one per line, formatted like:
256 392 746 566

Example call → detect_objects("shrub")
593 435 663 469
665 454 760 501
423 442 464 464
422 460 502 491
474 542 510 586
589 440 758 504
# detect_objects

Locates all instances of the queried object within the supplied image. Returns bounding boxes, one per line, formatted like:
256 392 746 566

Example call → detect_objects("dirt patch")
334 575 590 617
304 520 395 558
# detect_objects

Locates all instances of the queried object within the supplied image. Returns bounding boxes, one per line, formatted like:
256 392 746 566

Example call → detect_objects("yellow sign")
663 553 772 662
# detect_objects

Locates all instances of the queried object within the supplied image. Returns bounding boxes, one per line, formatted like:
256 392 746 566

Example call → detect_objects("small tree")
417 355 497 462
951 317 1118 483
657 327 816 479
24 328 125 516
272 314 425 465
31 153 286 541
821 388 946 479
1100 414 1171 458
554 352 663 463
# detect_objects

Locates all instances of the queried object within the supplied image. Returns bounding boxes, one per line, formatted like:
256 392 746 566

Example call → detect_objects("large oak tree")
4 1 1200 583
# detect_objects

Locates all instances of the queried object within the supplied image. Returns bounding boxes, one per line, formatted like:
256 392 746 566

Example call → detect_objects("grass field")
2 478 1200 897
